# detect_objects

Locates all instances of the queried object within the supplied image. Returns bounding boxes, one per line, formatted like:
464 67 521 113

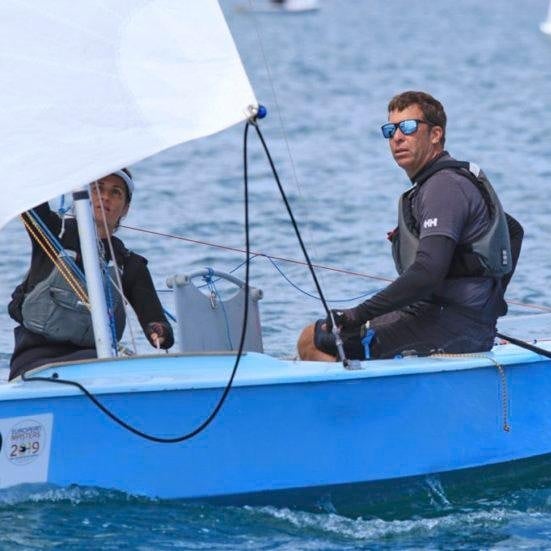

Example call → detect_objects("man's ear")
431 125 443 144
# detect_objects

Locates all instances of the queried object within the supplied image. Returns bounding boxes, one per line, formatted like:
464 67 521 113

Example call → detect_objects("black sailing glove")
325 308 364 332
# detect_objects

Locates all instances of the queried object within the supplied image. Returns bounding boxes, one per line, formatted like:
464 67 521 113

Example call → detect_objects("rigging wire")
122 224 551 315
245 0 334 312
120 224 393 283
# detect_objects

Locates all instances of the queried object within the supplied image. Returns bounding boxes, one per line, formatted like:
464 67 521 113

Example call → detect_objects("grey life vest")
391 160 512 278
21 251 126 347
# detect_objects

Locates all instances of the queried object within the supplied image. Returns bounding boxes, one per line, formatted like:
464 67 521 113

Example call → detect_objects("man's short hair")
388 91 447 146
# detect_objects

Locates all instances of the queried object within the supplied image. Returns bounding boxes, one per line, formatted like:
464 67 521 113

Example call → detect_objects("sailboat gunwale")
0 342 544 401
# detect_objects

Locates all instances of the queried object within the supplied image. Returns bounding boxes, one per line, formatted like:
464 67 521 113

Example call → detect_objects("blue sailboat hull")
1 346 550 500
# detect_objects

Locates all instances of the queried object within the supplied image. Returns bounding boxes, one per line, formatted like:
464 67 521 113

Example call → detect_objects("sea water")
2 0 551 548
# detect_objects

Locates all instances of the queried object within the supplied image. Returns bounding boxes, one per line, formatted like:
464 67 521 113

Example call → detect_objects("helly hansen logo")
423 218 438 229
501 249 508 265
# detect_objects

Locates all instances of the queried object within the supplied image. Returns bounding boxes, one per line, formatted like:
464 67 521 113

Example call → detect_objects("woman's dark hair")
388 91 447 146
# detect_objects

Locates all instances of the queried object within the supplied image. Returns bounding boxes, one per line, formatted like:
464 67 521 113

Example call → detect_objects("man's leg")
368 304 496 359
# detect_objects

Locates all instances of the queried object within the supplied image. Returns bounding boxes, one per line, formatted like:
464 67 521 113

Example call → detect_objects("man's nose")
391 128 406 141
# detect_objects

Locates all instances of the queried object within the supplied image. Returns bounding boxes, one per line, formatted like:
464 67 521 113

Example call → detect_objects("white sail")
0 0 257 230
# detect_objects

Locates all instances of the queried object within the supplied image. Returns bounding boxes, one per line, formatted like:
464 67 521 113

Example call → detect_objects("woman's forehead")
97 175 125 189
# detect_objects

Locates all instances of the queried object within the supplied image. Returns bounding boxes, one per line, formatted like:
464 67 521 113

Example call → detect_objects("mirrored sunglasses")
381 119 431 139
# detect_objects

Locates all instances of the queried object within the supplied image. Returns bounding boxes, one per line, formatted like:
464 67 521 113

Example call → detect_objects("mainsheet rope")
21 112 357 441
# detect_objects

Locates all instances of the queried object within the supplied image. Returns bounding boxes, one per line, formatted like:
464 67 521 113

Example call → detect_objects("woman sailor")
7 169 174 380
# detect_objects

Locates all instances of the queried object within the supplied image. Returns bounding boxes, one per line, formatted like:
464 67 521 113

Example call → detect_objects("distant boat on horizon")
540 0 551 34
237 0 320 14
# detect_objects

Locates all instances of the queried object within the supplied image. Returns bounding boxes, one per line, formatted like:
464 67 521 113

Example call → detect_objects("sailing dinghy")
1 1 551 504
541 1 551 35
237 0 320 14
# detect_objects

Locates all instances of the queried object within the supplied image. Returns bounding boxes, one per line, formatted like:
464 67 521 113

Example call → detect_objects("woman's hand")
146 321 169 348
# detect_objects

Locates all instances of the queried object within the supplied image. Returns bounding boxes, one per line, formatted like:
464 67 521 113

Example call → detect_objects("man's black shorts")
313 302 496 360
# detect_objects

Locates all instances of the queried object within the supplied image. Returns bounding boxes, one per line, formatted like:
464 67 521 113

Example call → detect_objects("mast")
73 187 114 358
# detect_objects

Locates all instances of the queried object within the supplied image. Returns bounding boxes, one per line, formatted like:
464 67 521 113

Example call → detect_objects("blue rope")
102 263 119 353
192 254 261 290
28 209 85 284
156 252 382 324
226 253 382 302
228 254 261 275
156 257 260 327
203 267 234 349
56 196 72 239
163 308 177 323
57 195 72 217
265 256 383 302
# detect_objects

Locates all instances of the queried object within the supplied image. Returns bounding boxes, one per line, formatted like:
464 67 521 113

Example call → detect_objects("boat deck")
0 341 548 402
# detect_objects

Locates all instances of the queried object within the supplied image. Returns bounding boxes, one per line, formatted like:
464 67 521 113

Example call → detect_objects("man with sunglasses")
298 90 523 362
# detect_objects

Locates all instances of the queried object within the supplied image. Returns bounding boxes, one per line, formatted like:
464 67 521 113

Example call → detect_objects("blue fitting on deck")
361 328 375 360
257 104 267 119
203 267 215 284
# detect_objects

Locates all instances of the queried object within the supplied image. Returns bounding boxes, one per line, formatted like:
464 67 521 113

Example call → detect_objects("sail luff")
0 0 257 229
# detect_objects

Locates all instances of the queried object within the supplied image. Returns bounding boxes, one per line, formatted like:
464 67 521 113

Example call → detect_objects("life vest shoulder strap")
414 160 495 217
414 160 478 186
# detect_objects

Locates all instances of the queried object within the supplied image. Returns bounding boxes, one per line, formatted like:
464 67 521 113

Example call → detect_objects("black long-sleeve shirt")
354 213 523 323
9 202 173 367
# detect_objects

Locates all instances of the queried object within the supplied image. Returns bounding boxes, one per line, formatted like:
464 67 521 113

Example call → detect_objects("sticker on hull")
0 414 53 489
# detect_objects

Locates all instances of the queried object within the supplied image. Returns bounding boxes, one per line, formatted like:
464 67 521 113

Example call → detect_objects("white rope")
91 181 138 354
